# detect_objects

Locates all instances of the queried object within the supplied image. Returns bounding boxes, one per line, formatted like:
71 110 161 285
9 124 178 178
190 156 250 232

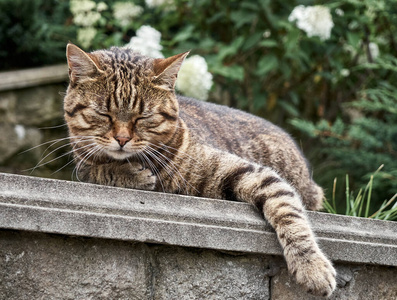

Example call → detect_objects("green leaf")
346 32 361 49
230 10 257 29
256 54 278 76
198 37 216 51
207 11 225 24
279 100 299 117
240 2 259 11
212 64 244 81
217 37 245 61
289 119 318 138
259 39 278 48
173 25 195 43
285 28 301 54
242 32 263 51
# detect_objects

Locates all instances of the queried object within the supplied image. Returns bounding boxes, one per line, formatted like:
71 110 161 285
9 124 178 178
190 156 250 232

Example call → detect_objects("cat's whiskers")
146 141 204 182
28 142 97 173
137 151 166 193
146 141 204 187
27 139 85 173
50 140 95 176
145 145 196 194
45 136 93 159
51 156 77 175
21 135 97 174
38 123 68 130
156 141 202 166
19 136 83 156
144 147 184 193
73 145 102 182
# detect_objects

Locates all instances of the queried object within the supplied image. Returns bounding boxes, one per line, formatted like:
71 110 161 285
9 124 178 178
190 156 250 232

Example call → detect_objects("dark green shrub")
0 0 75 70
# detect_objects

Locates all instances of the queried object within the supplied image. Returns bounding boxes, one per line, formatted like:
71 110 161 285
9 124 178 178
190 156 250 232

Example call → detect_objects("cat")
64 43 336 297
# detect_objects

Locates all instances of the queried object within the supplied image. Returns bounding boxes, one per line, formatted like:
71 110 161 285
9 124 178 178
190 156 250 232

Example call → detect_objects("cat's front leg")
229 162 336 296
77 161 157 190
197 151 336 297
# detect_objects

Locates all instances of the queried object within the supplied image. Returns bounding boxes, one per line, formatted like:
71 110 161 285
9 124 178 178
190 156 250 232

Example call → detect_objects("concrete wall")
1 173 396 300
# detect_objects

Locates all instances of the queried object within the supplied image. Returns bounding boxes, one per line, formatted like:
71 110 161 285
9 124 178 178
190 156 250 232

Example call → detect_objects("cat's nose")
114 136 131 147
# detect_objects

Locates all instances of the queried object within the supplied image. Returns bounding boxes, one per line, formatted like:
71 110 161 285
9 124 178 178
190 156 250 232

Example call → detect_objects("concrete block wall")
1 173 396 300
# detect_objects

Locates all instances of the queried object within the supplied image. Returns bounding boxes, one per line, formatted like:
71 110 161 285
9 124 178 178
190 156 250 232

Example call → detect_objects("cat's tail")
302 180 325 211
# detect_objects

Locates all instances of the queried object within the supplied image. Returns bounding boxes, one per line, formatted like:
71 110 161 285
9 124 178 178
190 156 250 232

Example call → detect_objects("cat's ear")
152 51 189 90
66 43 102 83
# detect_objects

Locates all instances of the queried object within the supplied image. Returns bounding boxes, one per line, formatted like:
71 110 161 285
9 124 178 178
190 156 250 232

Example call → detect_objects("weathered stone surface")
0 91 17 123
0 123 42 162
1 172 396 267
0 231 154 300
152 246 270 300
0 64 68 91
14 85 64 126
0 231 271 300
271 263 397 300
0 84 64 127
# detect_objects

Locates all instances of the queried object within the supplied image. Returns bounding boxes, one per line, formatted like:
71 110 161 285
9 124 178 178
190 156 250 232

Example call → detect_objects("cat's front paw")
135 167 157 190
292 251 336 297
127 163 157 191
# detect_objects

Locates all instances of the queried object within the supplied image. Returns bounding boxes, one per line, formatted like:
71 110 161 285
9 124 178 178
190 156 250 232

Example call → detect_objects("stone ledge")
0 64 68 91
0 172 396 267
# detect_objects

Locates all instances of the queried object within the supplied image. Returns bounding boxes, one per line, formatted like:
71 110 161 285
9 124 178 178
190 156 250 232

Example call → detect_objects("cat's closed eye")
97 112 113 122
136 115 165 128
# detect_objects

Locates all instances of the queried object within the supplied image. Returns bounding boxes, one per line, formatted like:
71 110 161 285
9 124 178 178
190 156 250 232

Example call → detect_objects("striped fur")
64 44 336 297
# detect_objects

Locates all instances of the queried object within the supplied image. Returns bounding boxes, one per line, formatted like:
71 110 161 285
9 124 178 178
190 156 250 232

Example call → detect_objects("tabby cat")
64 43 336 297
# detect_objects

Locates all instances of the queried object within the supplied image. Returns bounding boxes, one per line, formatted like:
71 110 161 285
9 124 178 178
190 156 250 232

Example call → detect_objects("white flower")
73 11 101 27
176 55 213 101
357 42 380 64
113 2 143 27
125 25 164 58
340 69 350 77
145 0 174 8
77 27 97 48
368 42 380 60
263 30 271 38
289 5 334 41
97 2 108 11
70 0 96 15
335 8 344 16
70 0 104 27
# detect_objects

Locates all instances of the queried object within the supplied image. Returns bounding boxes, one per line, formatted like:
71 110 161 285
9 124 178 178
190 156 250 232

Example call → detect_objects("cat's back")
178 96 299 164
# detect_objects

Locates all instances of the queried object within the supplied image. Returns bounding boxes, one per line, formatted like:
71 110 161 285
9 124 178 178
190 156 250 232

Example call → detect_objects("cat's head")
64 43 188 162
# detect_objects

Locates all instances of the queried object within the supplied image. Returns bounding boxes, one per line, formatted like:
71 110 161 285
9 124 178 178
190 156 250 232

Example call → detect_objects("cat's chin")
105 150 135 160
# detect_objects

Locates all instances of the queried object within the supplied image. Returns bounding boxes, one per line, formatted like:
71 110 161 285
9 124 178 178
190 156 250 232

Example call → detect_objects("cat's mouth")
106 148 135 160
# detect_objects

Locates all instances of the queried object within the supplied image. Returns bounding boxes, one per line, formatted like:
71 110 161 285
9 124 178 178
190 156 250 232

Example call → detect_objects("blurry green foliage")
0 0 75 69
